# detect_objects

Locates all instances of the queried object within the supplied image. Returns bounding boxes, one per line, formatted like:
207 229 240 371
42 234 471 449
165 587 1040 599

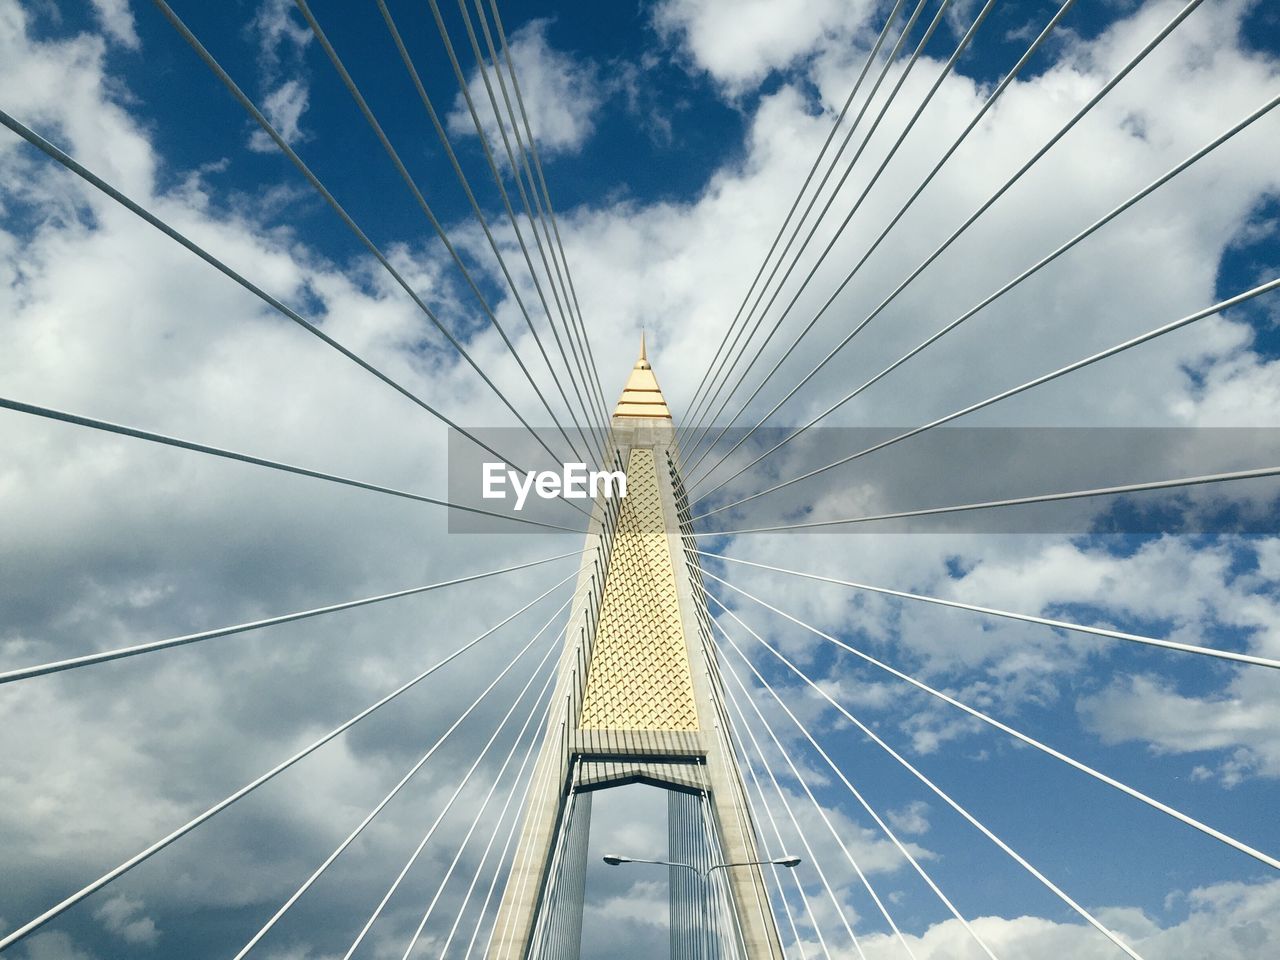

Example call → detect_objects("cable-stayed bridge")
1 0 1278 958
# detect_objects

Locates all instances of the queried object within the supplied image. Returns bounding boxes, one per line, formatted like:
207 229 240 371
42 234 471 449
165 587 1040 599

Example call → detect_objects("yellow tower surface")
486 337 782 960
578 446 699 731
582 333 697 731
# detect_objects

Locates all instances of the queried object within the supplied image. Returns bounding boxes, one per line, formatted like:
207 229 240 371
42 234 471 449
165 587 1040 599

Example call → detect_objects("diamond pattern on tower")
579 448 699 732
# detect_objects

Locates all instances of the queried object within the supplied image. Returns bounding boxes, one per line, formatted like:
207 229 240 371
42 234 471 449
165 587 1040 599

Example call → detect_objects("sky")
1 0 1280 959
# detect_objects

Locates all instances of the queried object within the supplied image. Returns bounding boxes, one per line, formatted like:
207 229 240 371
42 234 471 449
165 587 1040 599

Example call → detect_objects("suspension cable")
676 0 909 439
710 648 840 960
697 631 794 955
704 570 1280 872
679 0 937 464
690 90 1280 501
419 687 556 960
478 0 612 426
465 0 607 431
339 627 562 960
458 1 609 445
373 0 607 467
232 591 570 959
468 712 569 960
684 0 992 477
435 677 552 958
458 709 563 960
293 0 591 477
698 551 1280 670
0 109 529 475
687 0 1202 494
157 0 591 479
486 704 572 960
738 742 828 959
717 636 917 959
524 772 585 960
429 0 609 442
432 0 607 446
705 591 998 959
697 780 753 957
0 395 582 533
0 571 577 953
683 0 1003 481
704 584 1147 960
372 0 600 467
692 464 1280 537
716 650 875 957
0 551 584 685
691 277 1280 523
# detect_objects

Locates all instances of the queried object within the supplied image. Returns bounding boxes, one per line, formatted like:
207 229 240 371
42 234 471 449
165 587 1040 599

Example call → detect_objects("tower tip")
614 331 670 419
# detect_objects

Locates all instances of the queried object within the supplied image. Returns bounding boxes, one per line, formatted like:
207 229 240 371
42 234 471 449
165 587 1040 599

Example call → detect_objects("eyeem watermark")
449 426 1280 535
482 462 627 511
447 428 624 534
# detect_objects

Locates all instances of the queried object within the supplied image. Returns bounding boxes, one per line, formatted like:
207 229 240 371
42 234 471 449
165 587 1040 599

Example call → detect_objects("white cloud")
244 0 313 160
721 529 1280 781
1172 349 1280 426
845 878 1280 959
447 19 602 157
654 0 878 94
1079 674 1279 784
8 931 99 960
248 78 310 153
89 0 138 50
92 894 160 945
586 878 668 926
918 534 1280 783
250 0 312 73
885 800 930 836
743 781 933 884
0 2 153 196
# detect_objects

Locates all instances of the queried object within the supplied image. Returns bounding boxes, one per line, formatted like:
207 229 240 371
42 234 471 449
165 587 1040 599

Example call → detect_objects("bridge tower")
486 339 784 959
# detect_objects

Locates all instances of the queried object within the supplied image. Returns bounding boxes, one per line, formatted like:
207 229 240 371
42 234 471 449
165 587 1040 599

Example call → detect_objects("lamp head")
774 855 802 868
602 854 632 866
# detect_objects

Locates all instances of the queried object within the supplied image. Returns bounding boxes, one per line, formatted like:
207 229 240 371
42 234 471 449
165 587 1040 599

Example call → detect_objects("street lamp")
602 854 801 877
603 854 801 952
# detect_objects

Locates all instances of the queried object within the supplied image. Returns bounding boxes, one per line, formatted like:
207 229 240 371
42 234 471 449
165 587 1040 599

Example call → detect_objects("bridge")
1 0 1278 958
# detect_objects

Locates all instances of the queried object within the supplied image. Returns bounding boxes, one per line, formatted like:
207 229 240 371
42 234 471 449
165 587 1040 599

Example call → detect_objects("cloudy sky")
2 0 1279 958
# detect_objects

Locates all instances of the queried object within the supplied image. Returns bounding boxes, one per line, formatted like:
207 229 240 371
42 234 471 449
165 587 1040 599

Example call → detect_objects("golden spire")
613 332 671 419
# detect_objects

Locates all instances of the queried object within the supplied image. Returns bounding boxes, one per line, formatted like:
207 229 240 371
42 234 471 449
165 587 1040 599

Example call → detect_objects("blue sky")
2 1 1280 959
36 0 1276 317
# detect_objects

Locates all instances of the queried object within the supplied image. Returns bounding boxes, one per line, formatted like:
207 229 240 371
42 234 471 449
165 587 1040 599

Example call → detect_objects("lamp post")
602 854 801 877
603 854 801 956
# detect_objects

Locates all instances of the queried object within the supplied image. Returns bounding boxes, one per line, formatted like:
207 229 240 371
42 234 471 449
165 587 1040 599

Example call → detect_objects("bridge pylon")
486 339 784 959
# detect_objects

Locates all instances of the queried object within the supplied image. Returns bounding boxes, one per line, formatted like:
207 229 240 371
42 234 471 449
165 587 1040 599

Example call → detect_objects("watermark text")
482 462 627 511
